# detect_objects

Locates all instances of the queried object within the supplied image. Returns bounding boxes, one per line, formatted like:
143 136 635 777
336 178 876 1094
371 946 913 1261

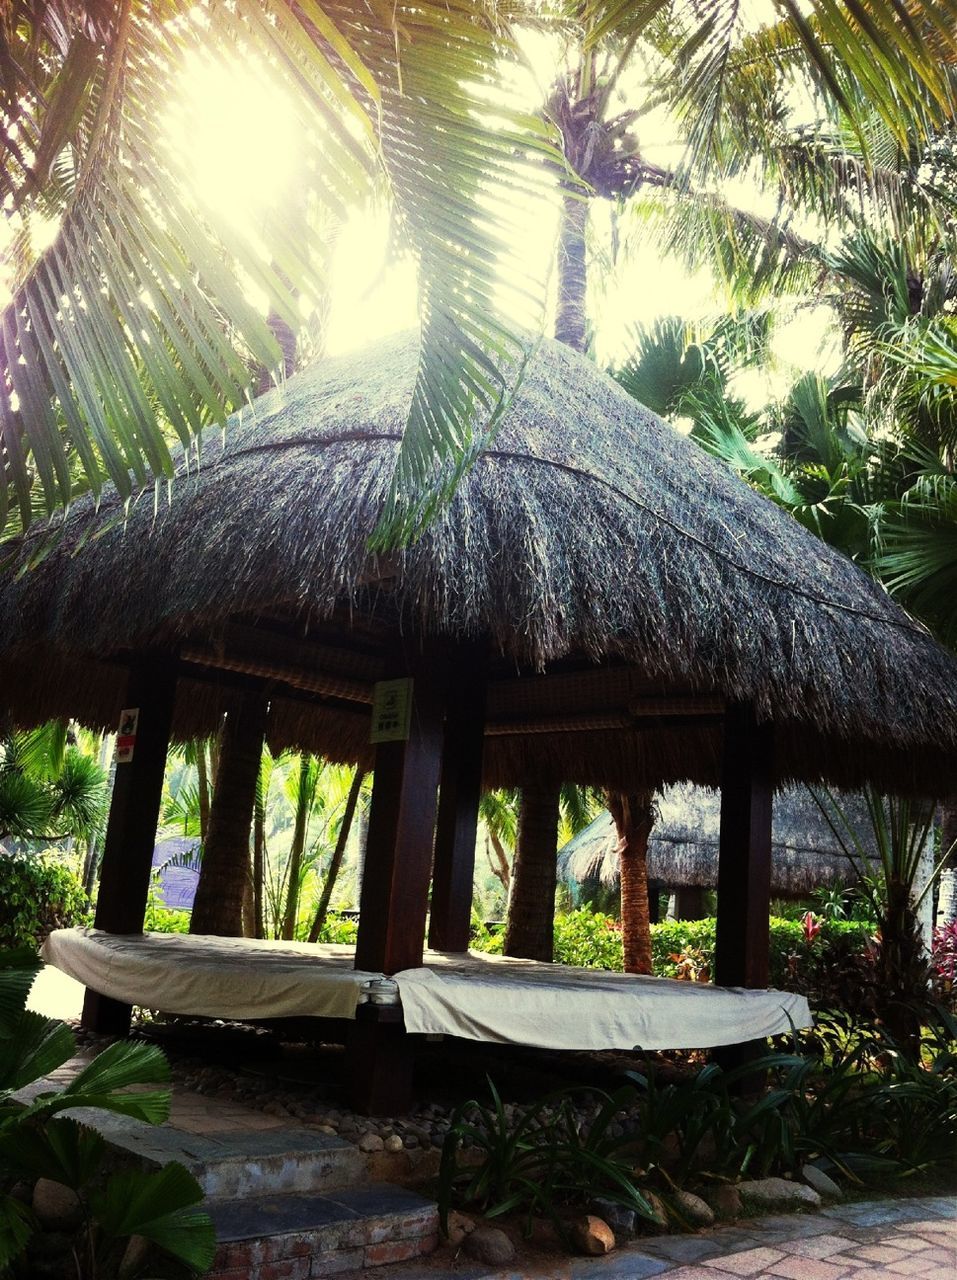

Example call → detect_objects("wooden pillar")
354 643 446 975
429 639 486 952
81 658 178 1035
714 701 774 989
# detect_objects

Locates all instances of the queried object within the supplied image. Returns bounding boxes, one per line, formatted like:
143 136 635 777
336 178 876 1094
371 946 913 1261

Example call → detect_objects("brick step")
208 1183 439 1279
21 1098 368 1199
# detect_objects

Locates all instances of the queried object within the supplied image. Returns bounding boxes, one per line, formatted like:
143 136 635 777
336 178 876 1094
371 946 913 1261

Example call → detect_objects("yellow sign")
370 678 413 743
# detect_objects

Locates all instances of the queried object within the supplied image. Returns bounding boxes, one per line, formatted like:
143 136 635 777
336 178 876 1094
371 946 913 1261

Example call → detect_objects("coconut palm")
0 722 107 846
1 2 954 541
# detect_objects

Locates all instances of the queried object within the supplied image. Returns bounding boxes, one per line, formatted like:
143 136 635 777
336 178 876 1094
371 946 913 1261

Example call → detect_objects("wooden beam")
354 643 446 975
82 658 178 1035
429 639 487 952
714 702 774 989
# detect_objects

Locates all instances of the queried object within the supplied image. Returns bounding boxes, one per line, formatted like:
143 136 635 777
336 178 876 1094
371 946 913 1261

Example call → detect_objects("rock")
445 1210 476 1248
737 1177 821 1213
32 1178 83 1230
570 1214 616 1256
703 1184 742 1220
119 1234 151 1276
588 1197 638 1240
464 1225 516 1266
384 1134 404 1153
358 1132 384 1153
801 1164 842 1201
644 1191 669 1229
673 1190 714 1227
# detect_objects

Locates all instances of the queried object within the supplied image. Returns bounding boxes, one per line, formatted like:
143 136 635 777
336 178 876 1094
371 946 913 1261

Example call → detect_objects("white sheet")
42 929 380 1022
395 950 812 1050
43 929 812 1050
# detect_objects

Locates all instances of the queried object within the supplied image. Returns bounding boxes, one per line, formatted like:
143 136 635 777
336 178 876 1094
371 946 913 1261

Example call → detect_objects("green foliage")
0 728 107 844
312 913 358 946
438 1078 654 1240
143 902 191 936
554 909 625 971
0 950 214 1277
0 853 86 951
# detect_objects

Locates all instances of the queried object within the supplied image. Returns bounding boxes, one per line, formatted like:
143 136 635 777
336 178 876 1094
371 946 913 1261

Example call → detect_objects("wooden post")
429 639 486 952
81 658 178 1035
354 642 446 975
715 701 774 989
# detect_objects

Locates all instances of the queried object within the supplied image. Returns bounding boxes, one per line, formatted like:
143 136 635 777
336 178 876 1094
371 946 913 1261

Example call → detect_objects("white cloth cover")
395 951 813 1050
42 929 379 1021
43 929 812 1050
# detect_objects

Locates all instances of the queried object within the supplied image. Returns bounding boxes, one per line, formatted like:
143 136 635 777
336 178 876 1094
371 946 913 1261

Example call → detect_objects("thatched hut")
4 332 957 1110
559 785 882 907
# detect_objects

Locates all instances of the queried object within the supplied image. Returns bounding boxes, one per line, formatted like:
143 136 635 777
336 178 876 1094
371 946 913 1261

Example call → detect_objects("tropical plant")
2 2 954 542
438 1077 654 1241
0 724 107 846
0 948 214 1277
810 785 948 1052
0 853 86 951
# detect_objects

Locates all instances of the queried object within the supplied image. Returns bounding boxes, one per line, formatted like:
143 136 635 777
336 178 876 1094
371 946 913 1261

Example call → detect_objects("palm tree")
1 2 953 540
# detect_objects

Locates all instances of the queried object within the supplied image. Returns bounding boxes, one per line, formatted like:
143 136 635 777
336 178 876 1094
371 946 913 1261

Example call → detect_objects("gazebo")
4 332 957 1112
559 784 887 914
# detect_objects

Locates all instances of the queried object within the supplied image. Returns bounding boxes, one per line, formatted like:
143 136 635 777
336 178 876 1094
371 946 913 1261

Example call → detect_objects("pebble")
358 1132 384 1152
570 1214 616 1255
801 1163 843 1201
673 1189 715 1227
737 1176 822 1212
384 1134 404 1153
464 1225 516 1265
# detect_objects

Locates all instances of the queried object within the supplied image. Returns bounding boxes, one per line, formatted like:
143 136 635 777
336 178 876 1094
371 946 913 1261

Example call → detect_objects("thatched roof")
559 785 883 898
2 332 957 794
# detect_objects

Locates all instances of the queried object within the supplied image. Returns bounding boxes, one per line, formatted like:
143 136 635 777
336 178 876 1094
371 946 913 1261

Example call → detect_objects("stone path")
337 1195 956 1280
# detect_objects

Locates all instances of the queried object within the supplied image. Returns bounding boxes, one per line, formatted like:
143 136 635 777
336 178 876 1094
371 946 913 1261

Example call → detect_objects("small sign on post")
370 679 413 744
115 708 139 764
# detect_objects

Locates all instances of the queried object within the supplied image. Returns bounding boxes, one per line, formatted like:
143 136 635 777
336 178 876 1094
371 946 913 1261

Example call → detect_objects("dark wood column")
354 643 447 976
82 657 178 1035
714 701 774 989
428 639 487 952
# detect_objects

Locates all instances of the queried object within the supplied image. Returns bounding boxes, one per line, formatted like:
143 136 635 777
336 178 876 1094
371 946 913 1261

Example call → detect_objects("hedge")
0 852 87 952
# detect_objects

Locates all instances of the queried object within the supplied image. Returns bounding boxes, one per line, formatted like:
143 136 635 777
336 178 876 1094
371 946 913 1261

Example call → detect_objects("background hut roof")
2 332 957 793
559 784 883 898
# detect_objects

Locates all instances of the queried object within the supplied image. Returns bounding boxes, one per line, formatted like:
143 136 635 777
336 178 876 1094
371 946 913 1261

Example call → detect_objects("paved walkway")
346 1195 956 1280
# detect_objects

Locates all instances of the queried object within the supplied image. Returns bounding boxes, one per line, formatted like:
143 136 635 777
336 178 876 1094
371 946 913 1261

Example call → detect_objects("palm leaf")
91 1161 215 1273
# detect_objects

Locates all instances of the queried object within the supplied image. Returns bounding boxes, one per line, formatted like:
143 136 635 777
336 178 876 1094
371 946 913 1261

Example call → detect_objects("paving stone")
854 1244 910 1264
702 1245 787 1275
884 1259 943 1275
773 1233 861 1258
750 1215 836 1237
569 1254 669 1278
766 1257 849 1280
638 1235 726 1263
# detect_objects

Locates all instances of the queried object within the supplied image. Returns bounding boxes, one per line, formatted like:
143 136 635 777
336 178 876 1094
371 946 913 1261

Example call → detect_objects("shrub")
314 912 358 945
0 852 86 951
554 909 624 971
144 901 192 934
932 920 957 994
0 948 214 1278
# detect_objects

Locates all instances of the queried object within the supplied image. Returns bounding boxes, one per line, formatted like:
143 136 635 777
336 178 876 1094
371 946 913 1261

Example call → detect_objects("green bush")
475 909 878 1011
314 912 359 945
144 901 192 934
554 909 624 970
0 851 86 951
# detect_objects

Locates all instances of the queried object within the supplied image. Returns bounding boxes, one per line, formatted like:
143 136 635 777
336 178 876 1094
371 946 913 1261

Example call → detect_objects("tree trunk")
504 783 561 961
555 191 589 353
607 791 655 974
196 740 211 842
281 755 313 941
252 760 267 939
485 830 511 895
82 734 115 903
190 696 267 937
308 769 364 943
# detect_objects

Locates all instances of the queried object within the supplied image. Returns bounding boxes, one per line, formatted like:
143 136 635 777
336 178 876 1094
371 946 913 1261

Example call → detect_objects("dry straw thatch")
2 332 956 794
559 784 883 898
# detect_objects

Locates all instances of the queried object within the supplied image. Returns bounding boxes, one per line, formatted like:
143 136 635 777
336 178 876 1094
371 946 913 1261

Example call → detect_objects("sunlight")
161 49 299 233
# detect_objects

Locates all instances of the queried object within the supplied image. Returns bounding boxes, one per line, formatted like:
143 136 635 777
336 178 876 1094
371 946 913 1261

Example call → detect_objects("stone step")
207 1183 439 1279
54 1107 368 1199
